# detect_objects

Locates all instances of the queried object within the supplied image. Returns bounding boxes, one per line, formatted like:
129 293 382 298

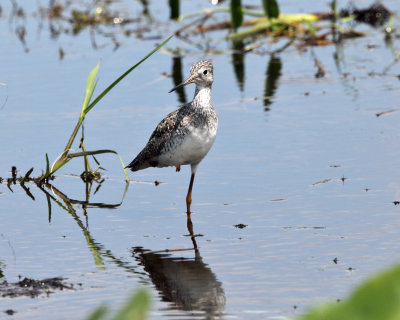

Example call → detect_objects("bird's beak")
169 73 197 93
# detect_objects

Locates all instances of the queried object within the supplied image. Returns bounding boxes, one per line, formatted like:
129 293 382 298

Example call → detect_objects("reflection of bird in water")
126 60 218 215
132 246 225 318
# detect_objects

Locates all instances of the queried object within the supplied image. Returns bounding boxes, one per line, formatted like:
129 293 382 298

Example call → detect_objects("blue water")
1 1 400 319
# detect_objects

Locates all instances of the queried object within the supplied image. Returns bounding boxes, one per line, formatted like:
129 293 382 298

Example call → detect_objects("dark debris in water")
393 201 400 206
234 224 247 229
375 109 399 117
4 309 16 315
312 178 331 186
0 277 75 298
341 3 391 27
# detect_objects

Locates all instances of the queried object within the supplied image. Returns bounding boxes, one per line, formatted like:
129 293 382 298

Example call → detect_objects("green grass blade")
50 158 71 175
66 149 118 159
45 153 50 176
121 181 130 203
177 6 264 21
386 15 394 35
84 35 173 115
305 21 316 36
230 0 243 29
81 62 101 119
117 154 130 183
85 305 108 320
331 0 338 22
113 289 150 320
262 0 279 19
227 19 271 40
298 264 400 320
20 167 34 184
46 193 52 223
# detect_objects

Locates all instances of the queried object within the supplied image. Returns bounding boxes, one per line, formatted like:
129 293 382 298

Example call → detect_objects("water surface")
1 1 400 319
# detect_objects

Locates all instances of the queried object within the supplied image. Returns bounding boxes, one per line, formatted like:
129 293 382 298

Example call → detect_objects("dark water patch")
263 55 282 110
0 277 75 298
231 39 246 92
171 57 187 104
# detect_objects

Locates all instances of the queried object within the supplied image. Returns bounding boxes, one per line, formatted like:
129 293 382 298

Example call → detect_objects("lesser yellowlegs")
127 60 218 214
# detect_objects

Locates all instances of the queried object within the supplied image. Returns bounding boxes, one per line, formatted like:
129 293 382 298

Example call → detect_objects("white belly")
159 125 217 167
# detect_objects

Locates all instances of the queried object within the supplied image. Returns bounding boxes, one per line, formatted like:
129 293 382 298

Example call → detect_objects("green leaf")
298 264 400 320
117 154 130 183
86 305 108 320
230 0 243 29
262 0 279 19
84 35 173 115
50 157 71 175
81 61 101 119
45 153 50 176
113 289 151 320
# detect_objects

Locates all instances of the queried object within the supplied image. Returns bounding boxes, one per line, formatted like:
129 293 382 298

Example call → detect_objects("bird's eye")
203 70 208 75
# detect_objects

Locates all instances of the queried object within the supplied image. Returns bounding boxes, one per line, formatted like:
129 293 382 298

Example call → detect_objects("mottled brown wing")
126 108 180 171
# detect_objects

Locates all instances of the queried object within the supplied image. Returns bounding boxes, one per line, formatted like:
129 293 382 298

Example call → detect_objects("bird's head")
169 60 213 93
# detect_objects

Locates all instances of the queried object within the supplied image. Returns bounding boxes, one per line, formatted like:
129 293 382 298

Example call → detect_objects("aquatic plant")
86 289 150 320
177 1 393 46
298 263 400 320
39 35 173 183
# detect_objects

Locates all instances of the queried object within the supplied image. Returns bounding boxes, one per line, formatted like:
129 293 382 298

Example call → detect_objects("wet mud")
0 277 75 299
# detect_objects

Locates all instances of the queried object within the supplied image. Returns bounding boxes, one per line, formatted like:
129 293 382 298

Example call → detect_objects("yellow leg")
187 215 194 236
187 215 198 250
186 173 195 215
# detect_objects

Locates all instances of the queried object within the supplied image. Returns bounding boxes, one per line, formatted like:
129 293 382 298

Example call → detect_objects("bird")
126 60 218 215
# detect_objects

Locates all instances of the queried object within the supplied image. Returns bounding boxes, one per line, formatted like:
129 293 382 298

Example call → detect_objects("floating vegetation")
175 1 396 50
85 288 150 320
6 0 163 52
3 1 398 55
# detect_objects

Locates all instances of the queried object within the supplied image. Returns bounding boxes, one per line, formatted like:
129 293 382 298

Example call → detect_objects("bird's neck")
192 86 212 108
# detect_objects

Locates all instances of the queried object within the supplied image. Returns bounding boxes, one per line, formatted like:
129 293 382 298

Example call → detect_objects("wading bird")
126 60 218 215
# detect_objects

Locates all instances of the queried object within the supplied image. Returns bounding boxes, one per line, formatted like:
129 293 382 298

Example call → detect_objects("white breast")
159 124 217 167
